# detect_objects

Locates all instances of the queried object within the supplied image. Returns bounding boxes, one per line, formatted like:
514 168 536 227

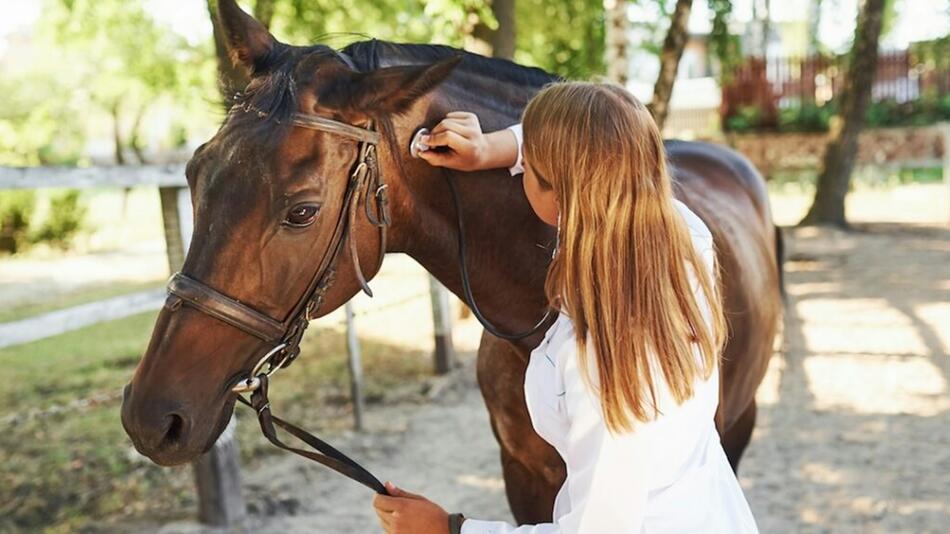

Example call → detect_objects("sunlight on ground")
800 462 847 485
456 474 506 491
798 298 929 355
795 295 948 415
754 350 784 406
914 302 950 355
769 183 949 226
804 354 948 416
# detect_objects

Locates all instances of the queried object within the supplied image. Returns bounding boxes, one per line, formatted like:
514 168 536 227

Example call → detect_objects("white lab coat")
460 125 759 534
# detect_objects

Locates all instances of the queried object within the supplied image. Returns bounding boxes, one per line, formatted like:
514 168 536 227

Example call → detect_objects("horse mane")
222 39 559 151
343 40 560 89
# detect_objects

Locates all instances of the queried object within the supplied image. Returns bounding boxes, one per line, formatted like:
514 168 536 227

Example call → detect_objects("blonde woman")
372 82 759 534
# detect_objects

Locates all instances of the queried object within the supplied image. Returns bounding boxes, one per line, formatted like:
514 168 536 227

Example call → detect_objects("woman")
372 82 758 533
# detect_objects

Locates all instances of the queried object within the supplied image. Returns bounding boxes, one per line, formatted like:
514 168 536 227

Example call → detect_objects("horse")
121 0 783 524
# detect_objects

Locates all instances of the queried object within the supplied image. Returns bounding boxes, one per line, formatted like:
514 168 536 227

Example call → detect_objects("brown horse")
121 0 783 524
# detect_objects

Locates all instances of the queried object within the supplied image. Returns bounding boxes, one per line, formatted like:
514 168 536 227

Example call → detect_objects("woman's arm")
417 111 523 175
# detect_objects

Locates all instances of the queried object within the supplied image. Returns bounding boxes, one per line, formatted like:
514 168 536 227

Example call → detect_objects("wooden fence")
721 50 950 125
0 165 459 526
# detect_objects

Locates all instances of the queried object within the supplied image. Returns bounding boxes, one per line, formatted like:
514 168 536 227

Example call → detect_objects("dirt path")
155 222 949 534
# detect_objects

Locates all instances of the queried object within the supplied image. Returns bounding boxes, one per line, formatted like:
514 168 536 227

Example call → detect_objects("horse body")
360 43 783 522
121 1 781 524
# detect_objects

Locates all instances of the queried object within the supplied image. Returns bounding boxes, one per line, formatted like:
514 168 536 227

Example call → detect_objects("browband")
291 114 381 144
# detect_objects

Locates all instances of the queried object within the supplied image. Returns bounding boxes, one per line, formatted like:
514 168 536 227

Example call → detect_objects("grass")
0 310 435 532
0 279 165 324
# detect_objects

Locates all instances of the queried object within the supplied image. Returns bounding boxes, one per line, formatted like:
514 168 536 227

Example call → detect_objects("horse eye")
284 204 320 228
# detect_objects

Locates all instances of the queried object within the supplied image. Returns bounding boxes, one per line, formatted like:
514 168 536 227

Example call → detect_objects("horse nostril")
160 413 186 448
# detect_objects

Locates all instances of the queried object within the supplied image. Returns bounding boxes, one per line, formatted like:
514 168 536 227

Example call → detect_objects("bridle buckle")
231 342 290 393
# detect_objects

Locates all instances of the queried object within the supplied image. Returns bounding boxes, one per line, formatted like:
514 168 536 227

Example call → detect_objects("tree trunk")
469 0 518 59
648 0 693 130
111 101 126 165
751 0 771 57
806 0 822 55
206 0 249 107
491 0 517 60
605 0 629 85
799 0 886 227
130 105 149 164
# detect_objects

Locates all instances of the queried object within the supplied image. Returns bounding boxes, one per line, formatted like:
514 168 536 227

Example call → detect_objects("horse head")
120 0 459 466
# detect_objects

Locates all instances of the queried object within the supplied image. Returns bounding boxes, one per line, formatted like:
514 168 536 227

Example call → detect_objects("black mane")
221 39 559 146
344 40 559 88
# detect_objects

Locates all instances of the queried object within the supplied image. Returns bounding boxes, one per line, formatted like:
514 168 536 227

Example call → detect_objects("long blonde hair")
522 82 727 433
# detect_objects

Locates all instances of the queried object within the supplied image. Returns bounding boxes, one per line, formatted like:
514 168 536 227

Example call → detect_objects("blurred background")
0 0 947 532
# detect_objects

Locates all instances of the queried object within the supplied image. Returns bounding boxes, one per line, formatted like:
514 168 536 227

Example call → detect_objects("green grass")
766 166 944 192
0 310 435 531
0 279 166 323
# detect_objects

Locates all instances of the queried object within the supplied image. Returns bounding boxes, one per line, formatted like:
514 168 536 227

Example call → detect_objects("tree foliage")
254 0 605 79
1 0 218 167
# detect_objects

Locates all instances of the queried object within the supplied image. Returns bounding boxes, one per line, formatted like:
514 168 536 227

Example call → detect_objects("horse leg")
476 332 565 524
720 398 757 472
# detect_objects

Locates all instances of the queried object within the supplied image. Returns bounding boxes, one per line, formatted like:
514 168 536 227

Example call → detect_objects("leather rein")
164 105 391 494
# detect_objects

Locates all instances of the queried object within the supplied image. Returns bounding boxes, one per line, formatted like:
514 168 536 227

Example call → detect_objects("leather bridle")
163 104 391 494
161 100 554 496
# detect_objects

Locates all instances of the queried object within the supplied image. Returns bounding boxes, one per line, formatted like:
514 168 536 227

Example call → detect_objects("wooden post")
194 417 246 526
941 122 950 226
158 187 185 274
176 187 193 253
345 302 366 431
429 275 455 374
159 183 247 525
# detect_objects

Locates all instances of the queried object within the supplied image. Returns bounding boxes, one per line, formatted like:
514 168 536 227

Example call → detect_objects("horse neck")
356 43 557 349
380 99 554 352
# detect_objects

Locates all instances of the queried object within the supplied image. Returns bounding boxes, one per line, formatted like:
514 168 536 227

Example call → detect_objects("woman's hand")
373 481 451 534
418 111 518 172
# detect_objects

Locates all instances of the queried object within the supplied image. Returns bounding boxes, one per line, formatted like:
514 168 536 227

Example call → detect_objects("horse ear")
217 0 278 75
322 55 463 115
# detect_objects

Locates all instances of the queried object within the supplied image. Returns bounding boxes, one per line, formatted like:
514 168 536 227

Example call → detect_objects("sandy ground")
148 185 950 534
3 183 944 531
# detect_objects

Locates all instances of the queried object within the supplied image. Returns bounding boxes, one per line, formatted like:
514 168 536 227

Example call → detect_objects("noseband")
163 106 391 494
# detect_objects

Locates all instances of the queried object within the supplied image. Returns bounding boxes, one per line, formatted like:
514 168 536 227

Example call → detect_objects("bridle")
164 104 392 494
161 100 553 496
167 106 388 377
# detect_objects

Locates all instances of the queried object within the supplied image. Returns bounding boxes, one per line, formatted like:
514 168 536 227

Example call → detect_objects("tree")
806 0 822 55
648 0 693 129
604 0 629 84
38 0 216 164
799 0 887 227
471 0 517 59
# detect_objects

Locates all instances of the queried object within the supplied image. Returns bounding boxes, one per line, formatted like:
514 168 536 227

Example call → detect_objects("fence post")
159 184 247 525
941 122 950 226
194 417 245 526
429 275 455 374
345 302 366 431
158 187 185 273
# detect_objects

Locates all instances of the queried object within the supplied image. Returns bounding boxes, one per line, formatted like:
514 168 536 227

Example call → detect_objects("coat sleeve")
506 123 524 176
461 339 652 534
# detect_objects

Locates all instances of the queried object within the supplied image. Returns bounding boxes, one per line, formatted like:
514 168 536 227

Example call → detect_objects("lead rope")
237 375 389 495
